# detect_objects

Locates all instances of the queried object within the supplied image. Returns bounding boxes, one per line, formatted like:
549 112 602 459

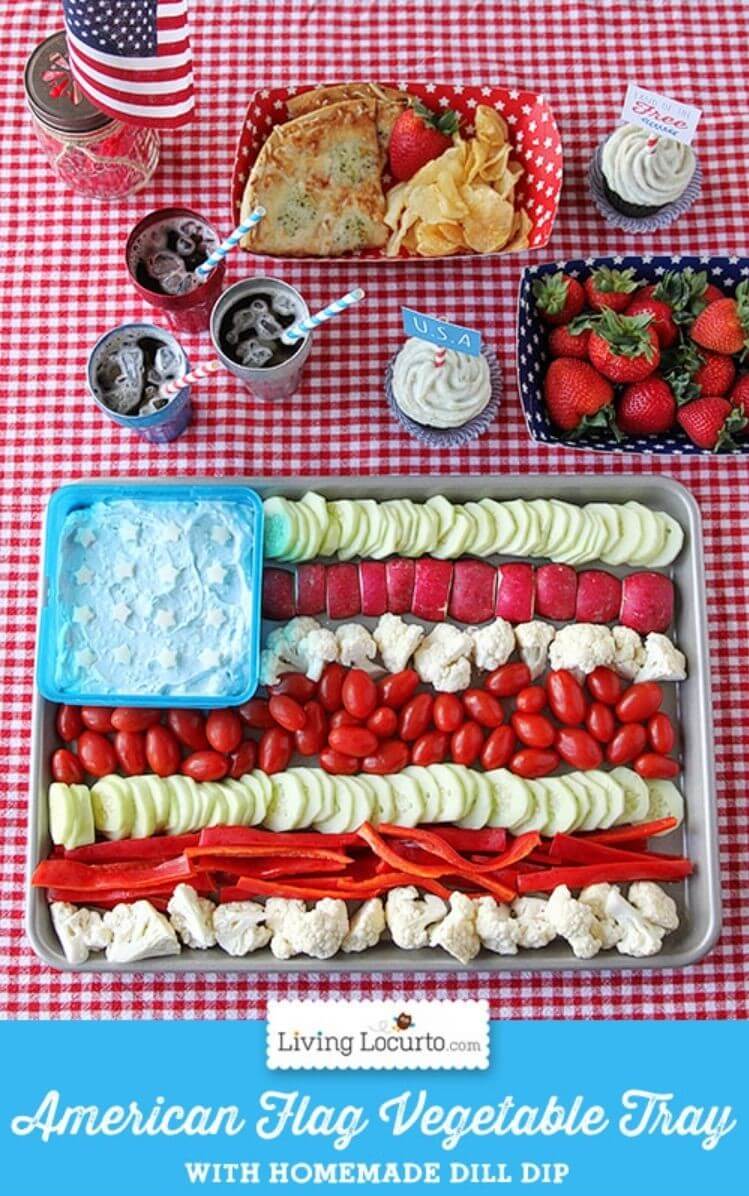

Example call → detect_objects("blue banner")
402 307 482 355
0 1021 745 1195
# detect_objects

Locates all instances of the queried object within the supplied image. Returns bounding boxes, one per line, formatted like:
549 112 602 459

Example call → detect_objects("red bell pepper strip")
197 827 363 851
516 858 693 893
48 891 172 912
421 826 507 853
202 856 349 880
185 845 351 866
548 834 693 869
585 818 678 844
31 855 193 893
373 823 538 876
64 834 200 863
358 824 517 901
235 871 452 901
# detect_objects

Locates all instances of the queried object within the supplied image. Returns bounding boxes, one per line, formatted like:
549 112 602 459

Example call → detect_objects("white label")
621 84 701 145
267 1000 489 1070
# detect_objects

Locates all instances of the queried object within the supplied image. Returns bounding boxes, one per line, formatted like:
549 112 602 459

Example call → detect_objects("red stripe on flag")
70 57 194 110
70 43 193 86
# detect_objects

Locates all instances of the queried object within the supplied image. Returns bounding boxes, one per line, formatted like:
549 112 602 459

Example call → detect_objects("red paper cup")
126 206 226 334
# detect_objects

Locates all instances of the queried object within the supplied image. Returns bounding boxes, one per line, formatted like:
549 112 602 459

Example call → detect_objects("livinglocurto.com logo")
266 1000 489 1070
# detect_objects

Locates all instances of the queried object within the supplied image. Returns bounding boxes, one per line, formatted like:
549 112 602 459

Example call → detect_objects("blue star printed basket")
517 254 749 455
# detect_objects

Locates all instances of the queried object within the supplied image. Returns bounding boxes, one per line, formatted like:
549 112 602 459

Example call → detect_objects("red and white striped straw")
434 346 447 368
159 358 222 399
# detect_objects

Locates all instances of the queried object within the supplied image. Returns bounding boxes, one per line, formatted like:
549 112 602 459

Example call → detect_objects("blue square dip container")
37 481 264 708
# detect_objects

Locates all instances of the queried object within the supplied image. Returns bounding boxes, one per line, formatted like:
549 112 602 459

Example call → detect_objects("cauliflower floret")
511 897 556 948
514 621 556 679
213 902 271 956
414 624 473 693
341 898 385 953
103 900 181 963
373 613 425 675
470 618 515 672
628 882 679 932
281 898 349 960
612 626 645 680
264 898 306 959
605 887 666 957
336 624 380 672
475 896 519 955
578 883 624 949
51 902 112 964
549 624 616 678
546 885 603 959
259 618 322 685
167 884 217 949
430 892 480 964
635 633 687 683
386 886 447 949
298 626 339 681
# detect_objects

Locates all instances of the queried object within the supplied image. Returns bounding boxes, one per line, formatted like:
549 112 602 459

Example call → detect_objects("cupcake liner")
588 140 702 234
384 344 502 447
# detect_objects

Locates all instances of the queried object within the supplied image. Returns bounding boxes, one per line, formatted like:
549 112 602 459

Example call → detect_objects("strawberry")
617 378 676 436
694 351 736 397
389 102 460 181
584 266 639 313
636 269 722 327
691 280 749 354
730 373 749 418
677 396 748 451
543 357 614 432
625 294 678 348
548 324 590 359
588 308 661 383
532 272 585 326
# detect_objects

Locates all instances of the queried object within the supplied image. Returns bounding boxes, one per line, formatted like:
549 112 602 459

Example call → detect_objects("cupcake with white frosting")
590 123 701 233
385 337 502 446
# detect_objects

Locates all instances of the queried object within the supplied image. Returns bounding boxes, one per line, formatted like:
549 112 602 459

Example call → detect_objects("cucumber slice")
585 503 621 564
349 499 378 558
263 496 298 560
372 502 402 559
543 499 575 560
329 500 361 560
600 504 642 567
248 770 273 825
49 782 76 847
574 772 610 832
527 499 553 556
564 773 593 831
432 505 476 559
609 766 651 825
644 780 685 830
352 774 377 825
649 513 684 567
388 770 426 828
511 781 548 833
203 781 230 827
539 776 579 834
131 786 157 839
70 784 95 849
571 508 607 565
313 769 339 824
293 767 326 825
266 771 309 831
464 502 496 556
220 779 253 826
164 775 199 834
91 775 134 840
408 505 440 558
485 769 533 829
299 491 328 558
403 766 442 823
319 505 340 557
517 500 544 557
553 504 587 563
425 495 455 546
502 499 535 557
391 500 417 555
315 776 372 834
430 763 470 823
479 498 517 555
365 774 398 824
625 501 664 566
457 770 494 828
142 775 170 831
586 769 625 828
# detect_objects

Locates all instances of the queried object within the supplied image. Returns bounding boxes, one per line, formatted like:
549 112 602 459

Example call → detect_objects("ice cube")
271 292 297 318
140 395 170 415
255 313 284 340
175 234 195 256
153 344 181 378
102 344 144 414
147 226 169 251
159 270 192 295
177 218 203 238
147 250 184 279
226 308 258 345
238 339 274 367
249 299 269 317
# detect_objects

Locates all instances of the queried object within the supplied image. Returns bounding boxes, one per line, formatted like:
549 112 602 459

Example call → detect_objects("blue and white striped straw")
195 206 266 279
281 288 366 345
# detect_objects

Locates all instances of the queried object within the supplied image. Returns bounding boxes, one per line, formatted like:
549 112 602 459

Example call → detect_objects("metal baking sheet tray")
26 475 721 974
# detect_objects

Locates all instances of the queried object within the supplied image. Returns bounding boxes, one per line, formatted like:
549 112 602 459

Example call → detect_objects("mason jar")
24 31 160 201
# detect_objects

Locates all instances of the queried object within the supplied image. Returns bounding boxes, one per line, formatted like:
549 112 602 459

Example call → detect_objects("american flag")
61 0 194 128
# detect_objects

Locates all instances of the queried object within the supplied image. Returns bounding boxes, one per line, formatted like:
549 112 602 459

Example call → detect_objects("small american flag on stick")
61 0 194 128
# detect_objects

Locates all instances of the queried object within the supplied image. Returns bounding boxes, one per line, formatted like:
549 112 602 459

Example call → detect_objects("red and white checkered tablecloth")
1 0 747 1020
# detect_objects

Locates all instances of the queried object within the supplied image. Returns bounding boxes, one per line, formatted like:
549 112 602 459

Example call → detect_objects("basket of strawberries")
517 255 749 454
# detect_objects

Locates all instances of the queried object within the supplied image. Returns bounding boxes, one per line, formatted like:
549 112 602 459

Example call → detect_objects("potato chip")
462 185 515 253
475 105 508 148
415 224 462 256
503 208 533 252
